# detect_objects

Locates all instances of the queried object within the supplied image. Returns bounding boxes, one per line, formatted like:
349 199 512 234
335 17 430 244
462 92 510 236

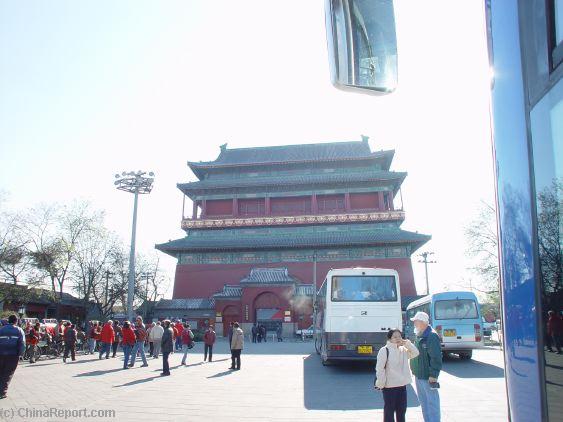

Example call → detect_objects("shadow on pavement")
303 354 419 410
74 368 125 377
22 362 60 367
441 357 505 378
152 364 182 372
207 370 235 379
114 375 162 388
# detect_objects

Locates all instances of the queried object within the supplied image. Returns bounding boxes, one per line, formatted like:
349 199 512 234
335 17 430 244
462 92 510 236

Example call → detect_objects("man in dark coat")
251 323 258 343
0 315 25 398
63 324 77 363
160 320 174 376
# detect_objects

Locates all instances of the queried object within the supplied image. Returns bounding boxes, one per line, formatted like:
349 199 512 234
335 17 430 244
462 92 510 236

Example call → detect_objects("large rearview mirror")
325 0 398 94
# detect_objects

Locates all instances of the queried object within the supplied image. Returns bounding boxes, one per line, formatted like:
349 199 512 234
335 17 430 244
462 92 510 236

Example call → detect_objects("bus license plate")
358 345 372 354
444 329 456 337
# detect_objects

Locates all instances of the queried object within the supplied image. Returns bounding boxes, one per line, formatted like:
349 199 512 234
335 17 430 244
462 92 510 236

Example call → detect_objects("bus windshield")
331 275 397 302
434 299 478 320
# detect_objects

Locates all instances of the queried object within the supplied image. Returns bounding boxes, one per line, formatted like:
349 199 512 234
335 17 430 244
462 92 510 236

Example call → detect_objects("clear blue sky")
0 1 494 297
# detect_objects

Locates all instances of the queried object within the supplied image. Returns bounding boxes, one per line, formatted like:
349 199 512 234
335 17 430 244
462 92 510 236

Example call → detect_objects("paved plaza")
0 340 508 422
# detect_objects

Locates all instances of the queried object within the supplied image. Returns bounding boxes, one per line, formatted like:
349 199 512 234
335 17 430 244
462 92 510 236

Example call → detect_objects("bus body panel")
314 267 402 362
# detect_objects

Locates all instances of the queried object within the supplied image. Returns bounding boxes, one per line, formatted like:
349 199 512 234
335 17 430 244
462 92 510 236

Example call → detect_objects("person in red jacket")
203 325 216 362
175 321 184 351
120 321 136 370
27 322 41 364
99 321 114 360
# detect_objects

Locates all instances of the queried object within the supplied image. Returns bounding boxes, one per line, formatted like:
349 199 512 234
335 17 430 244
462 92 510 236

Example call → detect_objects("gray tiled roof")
240 268 298 285
155 298 215 310
212 285 242 298
156 228 430 254
178 170 405 195
295 284 316 296
189 141 389 167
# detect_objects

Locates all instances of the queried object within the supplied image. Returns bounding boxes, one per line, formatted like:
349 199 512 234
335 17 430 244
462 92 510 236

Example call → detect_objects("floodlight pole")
127 187 139 322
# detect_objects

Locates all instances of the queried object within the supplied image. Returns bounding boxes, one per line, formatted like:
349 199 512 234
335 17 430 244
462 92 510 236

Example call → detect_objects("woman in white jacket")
375 328 420 422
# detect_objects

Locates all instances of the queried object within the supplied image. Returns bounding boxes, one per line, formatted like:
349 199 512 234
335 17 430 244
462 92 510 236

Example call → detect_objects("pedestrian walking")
161 320 174 376
375 328 419 422
129 316 149 368
251 323 257 343
121 321 136 370
180 323 194 366
99 320 114 360
276 325 283 342
203 325 216 362
63 324 77 363
112 321 121 358
260 325 267 343
0 315 26 399
229 322 244 370
149 321 164 358
409 312 442 422
87 322 97 354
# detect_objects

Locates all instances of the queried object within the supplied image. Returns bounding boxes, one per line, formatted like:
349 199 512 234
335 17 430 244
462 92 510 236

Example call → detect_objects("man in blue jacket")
0 314 26 398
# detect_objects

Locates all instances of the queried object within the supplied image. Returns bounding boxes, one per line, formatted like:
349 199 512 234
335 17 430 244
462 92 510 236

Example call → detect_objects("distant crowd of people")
0 314 235 399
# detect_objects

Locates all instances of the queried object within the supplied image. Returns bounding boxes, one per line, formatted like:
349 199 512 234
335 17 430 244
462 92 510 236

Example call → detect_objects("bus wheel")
460 351 473 360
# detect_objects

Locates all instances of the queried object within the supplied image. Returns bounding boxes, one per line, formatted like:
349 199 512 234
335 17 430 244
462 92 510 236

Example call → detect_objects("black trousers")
149 342 154 356
162 352 170 374
204 344 213 361
382 385 407 422
0 355 19 396
252 334 257 343
112 340 119 356
231 349 241 369
63 344 76 361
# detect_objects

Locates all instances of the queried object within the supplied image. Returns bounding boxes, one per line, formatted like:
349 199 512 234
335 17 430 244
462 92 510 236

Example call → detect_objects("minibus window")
434 300 478 320
331 275 397 302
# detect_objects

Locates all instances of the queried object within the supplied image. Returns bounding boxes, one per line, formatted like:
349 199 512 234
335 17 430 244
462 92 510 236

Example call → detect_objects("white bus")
313 267 402 365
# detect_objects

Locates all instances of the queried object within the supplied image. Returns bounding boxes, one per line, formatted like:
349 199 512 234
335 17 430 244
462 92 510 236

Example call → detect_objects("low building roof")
154 298 215 310
212 285 243 298
240 268 299 285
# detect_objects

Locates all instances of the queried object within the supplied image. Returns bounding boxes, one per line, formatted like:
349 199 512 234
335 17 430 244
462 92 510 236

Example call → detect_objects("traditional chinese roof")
154 298 215 310
178 170 406 198
156 226 430 255
240 268 299 285
295 284 316 296
212 285 243 299
187 140 394 179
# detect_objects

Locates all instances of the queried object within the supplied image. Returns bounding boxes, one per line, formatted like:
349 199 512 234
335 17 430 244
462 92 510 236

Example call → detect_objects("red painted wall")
205 199 233 216
172 257 417 299
350 192 379 210
270 196 312 215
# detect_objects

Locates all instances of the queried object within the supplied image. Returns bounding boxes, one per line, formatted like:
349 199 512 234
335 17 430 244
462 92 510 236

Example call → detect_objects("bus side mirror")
325 0 398 94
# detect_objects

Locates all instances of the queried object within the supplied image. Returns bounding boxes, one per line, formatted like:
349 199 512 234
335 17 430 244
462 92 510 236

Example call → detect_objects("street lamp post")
114 171 155 321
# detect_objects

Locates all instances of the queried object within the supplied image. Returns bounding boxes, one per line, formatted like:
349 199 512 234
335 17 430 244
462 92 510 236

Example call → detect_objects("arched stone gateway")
253 292 284 334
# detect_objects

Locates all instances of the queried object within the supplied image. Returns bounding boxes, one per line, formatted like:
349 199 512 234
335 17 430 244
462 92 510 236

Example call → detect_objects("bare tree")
464 201 500 303
26 201 102 317
0 211 33 284
134 254 170 318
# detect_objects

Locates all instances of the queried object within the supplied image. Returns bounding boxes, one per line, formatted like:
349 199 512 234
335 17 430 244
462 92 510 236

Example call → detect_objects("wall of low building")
173 257 417 299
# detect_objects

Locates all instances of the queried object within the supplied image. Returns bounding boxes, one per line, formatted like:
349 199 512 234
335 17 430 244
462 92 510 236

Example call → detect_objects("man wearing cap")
409 311 442 422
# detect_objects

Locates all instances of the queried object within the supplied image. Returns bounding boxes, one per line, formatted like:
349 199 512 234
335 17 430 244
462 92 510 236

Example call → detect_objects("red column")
192 200 198 219
389 192 395 210
378 192 385 210
311 194 318 214
265 197 271 216
202 199 207 218
344 193 351 212
233 198 239 217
